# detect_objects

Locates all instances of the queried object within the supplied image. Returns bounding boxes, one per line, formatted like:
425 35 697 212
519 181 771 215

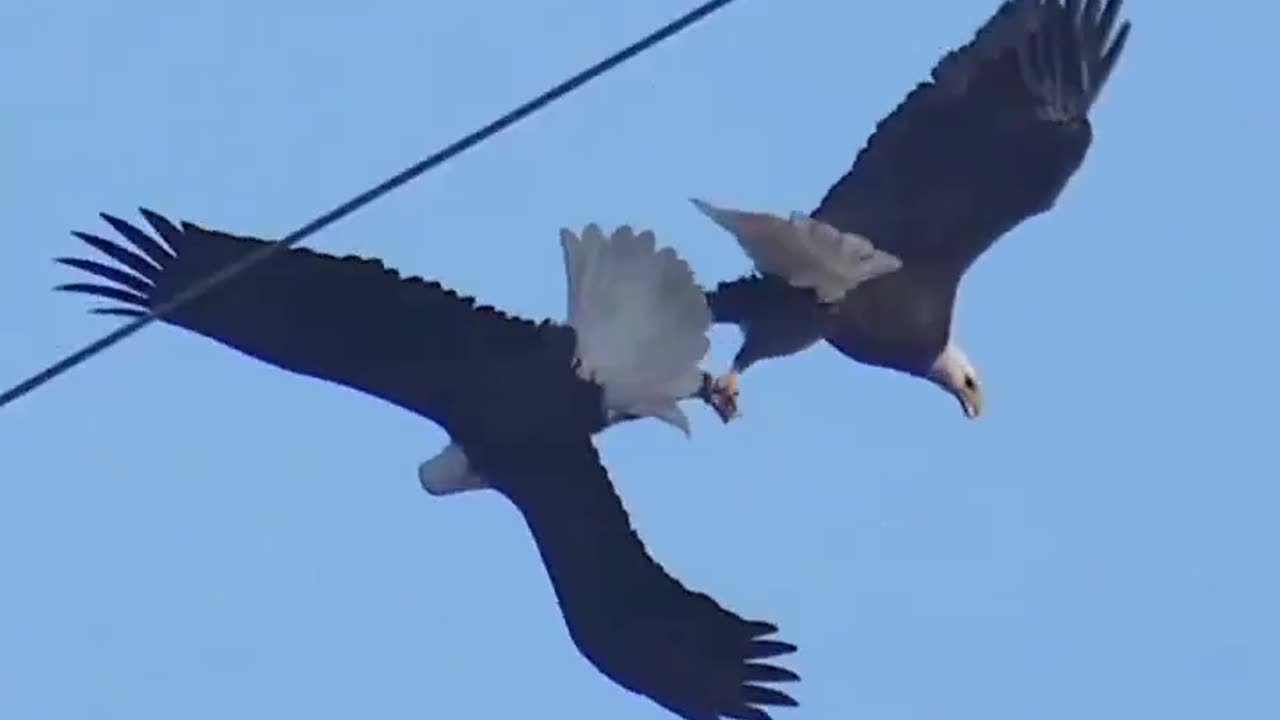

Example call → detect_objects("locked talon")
708 371 740 423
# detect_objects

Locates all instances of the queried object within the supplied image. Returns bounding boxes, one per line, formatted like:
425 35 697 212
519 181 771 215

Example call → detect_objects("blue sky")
3 0 1277 718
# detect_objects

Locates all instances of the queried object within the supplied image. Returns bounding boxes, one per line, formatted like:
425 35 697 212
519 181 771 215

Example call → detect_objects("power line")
1 0 740 411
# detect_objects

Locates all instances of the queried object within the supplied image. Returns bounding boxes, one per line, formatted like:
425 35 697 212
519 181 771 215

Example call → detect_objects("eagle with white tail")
54 211 799 720
696 0 1133 421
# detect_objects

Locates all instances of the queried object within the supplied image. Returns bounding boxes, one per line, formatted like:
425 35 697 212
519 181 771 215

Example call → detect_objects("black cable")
1 0 740 411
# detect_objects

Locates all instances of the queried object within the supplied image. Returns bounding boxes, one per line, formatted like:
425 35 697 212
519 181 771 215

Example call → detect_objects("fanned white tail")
691 198 903 303
560 224 712 435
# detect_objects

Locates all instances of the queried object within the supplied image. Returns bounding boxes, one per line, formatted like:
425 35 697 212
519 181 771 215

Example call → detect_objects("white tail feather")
559 224 711 435
691 198 903 302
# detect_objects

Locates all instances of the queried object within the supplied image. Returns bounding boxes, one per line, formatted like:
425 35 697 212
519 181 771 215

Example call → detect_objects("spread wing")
474 435 800 720
812 0 1132 277
54 209 565 429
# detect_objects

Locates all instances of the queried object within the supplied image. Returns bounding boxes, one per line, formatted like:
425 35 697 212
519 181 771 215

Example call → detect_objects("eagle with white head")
54 210 799 720
696 0 1133 422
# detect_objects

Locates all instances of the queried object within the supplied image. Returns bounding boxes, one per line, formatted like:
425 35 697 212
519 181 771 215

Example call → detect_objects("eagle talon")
700 371 740 423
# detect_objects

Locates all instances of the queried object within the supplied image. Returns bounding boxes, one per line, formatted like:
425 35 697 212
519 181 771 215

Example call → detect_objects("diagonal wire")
1 0 740 411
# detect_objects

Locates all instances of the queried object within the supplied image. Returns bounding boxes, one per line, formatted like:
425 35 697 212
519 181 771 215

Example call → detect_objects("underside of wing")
54 209 568 425
812 0 1132 273
473 436 799 720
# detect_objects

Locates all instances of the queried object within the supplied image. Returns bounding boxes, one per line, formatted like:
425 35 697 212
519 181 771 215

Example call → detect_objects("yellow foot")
702 370 740 423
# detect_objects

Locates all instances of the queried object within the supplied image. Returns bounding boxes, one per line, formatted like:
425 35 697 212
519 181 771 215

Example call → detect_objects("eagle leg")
699 370 741 423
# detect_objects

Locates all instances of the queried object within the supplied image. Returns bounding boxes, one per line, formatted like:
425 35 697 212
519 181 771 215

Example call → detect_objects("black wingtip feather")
70 230 162 281
98 212 173 269
732 625 800 718
724 708 770 720
54 282 150 309
136 207 185 256
90 307 148 317
747 639 798 659
744 662 801 684
1036 0 1132 114
58 218 172 315
742 684 799 708
55 257 154 296
1091 17 1131 108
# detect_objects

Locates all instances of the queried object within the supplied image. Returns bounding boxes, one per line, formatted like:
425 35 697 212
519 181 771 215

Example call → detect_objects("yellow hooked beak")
959 379 984 419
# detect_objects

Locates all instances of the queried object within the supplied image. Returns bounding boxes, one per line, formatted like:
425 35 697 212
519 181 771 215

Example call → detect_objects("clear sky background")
3 1 1277 718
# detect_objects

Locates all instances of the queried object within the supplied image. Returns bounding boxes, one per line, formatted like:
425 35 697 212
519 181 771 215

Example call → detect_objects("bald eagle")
54 211 799 720
696 0 1132 421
